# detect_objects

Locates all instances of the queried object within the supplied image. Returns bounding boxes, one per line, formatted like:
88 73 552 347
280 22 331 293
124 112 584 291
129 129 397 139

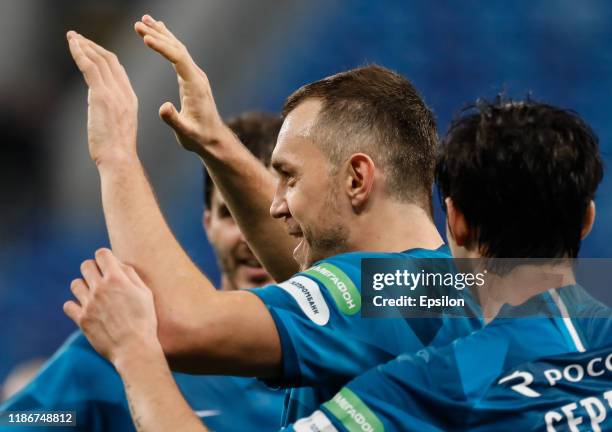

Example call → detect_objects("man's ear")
580 200 596 240
446 197 471 247
203 210 212 234
345 153 376 209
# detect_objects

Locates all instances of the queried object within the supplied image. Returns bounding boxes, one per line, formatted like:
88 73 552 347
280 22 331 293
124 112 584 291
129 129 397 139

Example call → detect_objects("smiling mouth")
236 257 270 282
286 223 304 238
290 231 305 257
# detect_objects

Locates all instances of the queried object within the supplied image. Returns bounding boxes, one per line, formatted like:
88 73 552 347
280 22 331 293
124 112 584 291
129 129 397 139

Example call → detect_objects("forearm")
198 131 299 281
96 158 281 377
97 156 215 340
116 343 208 432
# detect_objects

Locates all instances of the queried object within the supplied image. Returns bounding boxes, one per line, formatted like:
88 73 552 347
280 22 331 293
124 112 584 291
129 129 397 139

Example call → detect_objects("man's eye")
218 206 232 219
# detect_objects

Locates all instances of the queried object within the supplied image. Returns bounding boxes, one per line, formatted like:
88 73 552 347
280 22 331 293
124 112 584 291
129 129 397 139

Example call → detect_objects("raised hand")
66 31 138 167
134 14 232 154
63 248 161 366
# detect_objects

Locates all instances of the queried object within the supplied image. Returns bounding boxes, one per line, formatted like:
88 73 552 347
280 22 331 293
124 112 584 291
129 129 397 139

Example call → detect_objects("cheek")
206 223 220 247
220 222 242 242
285 187 303 216
208 221 240 251
288 178 320 217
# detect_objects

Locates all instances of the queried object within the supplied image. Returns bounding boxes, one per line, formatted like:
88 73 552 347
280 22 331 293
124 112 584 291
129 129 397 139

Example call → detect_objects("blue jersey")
249 246 481 425
288 285 612 432
0 332 284 432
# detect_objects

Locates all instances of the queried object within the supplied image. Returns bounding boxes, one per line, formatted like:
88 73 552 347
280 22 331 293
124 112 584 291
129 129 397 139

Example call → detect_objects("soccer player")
0 114 285 432
61 15 479 431
290 99 612 431
203 112 282 291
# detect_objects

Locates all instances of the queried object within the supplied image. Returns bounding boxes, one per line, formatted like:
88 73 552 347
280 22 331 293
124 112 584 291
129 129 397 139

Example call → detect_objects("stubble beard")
299 184 350 269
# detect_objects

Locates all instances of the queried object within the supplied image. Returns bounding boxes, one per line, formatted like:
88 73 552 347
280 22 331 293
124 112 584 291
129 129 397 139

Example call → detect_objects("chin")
250 275 274 287
233 270 273 290
232 278 253 291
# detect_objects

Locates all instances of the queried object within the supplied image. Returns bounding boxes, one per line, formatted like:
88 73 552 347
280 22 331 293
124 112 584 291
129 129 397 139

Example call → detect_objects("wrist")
96 150 142 174
193 123 238 159
114 338 165 377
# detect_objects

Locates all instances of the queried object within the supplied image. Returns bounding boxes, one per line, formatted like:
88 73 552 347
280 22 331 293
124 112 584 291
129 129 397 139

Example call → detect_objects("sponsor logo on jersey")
323 387 384 432
278 276 330 325
498 370 541 398
293 410 339 432
498 350 612 398
303 263 361 315
497 348 612 431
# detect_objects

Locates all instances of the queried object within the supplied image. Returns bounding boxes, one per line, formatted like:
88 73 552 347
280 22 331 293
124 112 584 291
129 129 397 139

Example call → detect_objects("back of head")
436 98 603 258
203 112 282 209
283 64 438 211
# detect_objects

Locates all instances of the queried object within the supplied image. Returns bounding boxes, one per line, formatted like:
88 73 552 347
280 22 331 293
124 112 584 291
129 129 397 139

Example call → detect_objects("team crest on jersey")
278 276 330 325
303 263 361 315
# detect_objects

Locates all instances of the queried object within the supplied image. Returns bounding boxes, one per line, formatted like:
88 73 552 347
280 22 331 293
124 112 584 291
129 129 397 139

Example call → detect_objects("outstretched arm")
66 31 280 376
134 14 299 282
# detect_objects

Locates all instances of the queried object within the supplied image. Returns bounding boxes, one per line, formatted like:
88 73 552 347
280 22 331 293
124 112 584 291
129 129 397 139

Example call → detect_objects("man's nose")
270 187 288 219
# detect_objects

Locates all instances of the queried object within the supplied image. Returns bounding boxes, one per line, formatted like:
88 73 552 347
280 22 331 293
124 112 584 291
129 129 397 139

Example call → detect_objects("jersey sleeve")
249 259 426 389
0 332 130 432
284 343 472 432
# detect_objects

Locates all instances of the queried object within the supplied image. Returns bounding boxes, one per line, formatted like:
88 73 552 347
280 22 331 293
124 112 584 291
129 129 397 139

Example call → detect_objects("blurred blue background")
1 0 611 384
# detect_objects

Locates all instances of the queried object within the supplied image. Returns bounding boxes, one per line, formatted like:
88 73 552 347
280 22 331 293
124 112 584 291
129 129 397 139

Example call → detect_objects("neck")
349 200 444 253
469 258 577 324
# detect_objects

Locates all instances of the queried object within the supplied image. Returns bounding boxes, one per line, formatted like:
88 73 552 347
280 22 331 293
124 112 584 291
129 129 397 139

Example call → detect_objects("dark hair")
204 112 282 209
436 97 603 258
283 64 438 210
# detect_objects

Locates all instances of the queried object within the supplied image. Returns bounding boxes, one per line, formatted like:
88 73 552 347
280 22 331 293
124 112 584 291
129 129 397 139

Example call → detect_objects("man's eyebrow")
271 160 288 173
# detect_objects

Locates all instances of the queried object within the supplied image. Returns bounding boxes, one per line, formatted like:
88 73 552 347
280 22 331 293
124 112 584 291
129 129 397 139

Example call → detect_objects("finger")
80 37 133 98
139 31 181 63
138 18 203 79
75 35 116 90
142 15 177 38
134 21 173 45
70 278 90 306
67 33 102 88
159 101 192 136
63 300 83 324
81 259 103 287
135 24 201 82
94 248 124 278
121 264 147 289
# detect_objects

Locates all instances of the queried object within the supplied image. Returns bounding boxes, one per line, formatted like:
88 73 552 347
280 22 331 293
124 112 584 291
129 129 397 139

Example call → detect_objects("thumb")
159 102 189 135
